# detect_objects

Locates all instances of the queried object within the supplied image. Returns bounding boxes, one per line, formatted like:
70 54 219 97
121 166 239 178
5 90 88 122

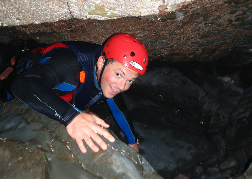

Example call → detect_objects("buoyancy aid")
62 41 103 108
14 41 103 105
14 43 75 102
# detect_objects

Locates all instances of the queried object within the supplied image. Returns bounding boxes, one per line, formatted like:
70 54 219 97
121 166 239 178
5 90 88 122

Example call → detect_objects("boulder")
0 99 162 179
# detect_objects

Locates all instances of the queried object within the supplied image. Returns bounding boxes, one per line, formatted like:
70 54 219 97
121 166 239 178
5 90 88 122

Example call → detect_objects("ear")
97 56 105 70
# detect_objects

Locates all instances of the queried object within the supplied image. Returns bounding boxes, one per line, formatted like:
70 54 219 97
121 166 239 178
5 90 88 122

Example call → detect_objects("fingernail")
94 147 99 152
102 144 107 150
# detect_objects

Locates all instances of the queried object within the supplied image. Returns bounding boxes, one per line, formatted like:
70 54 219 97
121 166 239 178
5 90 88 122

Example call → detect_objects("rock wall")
0 0 193 26
0 99 162 179
0 0 251 62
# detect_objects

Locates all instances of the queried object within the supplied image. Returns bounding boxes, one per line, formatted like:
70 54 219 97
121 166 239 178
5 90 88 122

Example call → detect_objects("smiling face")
96 56 139 99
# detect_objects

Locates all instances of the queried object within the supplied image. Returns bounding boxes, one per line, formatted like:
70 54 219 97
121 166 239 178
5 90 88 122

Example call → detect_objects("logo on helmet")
129 61 143 71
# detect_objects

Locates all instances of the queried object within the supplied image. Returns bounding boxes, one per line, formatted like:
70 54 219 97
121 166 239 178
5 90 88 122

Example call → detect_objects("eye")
128 80 133 84
116 73 121 77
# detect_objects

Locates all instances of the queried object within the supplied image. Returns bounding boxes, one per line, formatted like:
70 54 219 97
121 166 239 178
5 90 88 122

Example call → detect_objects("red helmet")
102 33 148 75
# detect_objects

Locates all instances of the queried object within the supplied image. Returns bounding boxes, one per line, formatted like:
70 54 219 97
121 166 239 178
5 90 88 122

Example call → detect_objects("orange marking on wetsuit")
80 71 85 83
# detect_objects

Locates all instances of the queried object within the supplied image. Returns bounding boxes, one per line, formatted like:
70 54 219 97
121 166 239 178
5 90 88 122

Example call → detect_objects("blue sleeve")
106 94 137 144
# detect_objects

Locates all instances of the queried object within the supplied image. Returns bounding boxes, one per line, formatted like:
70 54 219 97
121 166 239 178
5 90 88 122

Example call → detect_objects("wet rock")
224 0 249 4
236 162 252 179
240 61 252 88
120 60 252 178
174 174 190 179
122 64 221 178
1 0 252 62
0 99 162 179
225 86 252 145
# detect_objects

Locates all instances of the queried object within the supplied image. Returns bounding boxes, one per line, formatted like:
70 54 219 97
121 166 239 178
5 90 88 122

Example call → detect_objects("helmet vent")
130 52 135 57
123 55 126 58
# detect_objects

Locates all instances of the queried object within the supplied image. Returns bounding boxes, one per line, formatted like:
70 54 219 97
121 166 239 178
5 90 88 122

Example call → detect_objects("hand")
0 67 14 80
66 111 115 153
128 142 139 153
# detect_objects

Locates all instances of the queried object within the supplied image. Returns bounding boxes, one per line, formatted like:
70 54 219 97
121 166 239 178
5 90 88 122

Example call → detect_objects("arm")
11 48 81 125
11 48 115 152
106 94 139 152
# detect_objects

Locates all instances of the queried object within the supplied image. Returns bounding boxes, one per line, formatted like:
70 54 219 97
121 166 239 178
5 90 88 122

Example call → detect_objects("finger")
75 137 87 153
88 111 98 118
88 133 108 150
92 116 110 128
95 126 115 143
82 132 100 152
0 75 5 80
84 112 110 128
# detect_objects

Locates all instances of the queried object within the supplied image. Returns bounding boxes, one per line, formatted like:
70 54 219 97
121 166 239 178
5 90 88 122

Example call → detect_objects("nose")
116 79 126 91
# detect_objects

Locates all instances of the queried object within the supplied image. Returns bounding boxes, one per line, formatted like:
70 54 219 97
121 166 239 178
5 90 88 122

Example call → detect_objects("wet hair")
107 58 116 64
101 52 115 65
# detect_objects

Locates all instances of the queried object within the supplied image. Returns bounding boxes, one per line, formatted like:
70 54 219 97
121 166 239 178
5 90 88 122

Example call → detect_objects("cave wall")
0 0 252 62
0 0 193 26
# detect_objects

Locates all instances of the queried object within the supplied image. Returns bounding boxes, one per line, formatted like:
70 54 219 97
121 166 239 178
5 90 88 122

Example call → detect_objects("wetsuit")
10 41 137 144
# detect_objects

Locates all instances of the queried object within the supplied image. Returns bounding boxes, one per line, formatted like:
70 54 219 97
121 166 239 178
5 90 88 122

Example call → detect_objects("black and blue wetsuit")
10 41 137 145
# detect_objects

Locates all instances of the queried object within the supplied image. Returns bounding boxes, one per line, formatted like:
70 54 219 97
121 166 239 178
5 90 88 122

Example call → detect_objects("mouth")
110 86 119 95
